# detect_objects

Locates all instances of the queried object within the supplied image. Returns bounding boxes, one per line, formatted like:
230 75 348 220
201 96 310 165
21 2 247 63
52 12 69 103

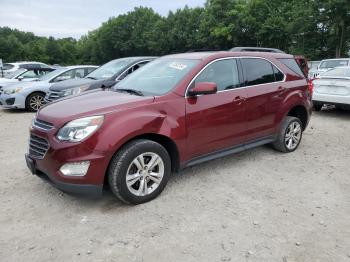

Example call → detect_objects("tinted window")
273 66 284 81
242 58 275 86
279 58 305 77
195 59 240 91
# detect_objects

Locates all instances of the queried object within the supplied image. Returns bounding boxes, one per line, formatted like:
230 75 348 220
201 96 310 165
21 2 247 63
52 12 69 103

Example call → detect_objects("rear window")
319 60 349 69
278 58 305 77
321 67 350 78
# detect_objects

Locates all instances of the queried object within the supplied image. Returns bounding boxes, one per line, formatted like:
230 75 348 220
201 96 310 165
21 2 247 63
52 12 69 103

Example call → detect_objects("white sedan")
313 66 350 111
0 65 97 111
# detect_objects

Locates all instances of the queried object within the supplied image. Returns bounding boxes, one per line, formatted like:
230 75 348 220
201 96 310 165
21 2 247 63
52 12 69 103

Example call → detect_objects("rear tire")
26 92 45 112
313 103 323 111
273 116 303 153
108 139 171 205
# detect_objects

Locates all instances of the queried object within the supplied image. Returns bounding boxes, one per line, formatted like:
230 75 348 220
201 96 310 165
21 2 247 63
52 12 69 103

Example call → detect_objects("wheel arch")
25 90 46 110
286 105 309 130
104 133 180 185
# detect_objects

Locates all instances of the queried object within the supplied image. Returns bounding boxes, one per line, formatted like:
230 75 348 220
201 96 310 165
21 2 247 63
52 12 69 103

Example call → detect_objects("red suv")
26 51 312 204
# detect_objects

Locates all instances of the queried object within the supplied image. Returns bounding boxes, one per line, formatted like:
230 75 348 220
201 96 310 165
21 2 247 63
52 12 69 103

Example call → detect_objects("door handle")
278 86 287 92
233 96 246 105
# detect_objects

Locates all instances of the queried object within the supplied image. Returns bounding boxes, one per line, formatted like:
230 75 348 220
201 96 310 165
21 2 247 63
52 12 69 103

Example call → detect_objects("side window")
273 66 284 81
53 70 74 82
73 68 85 78
86 67 96 75
194 59 240 91
241 58 275 86
278 58 305 77
19 70 38 79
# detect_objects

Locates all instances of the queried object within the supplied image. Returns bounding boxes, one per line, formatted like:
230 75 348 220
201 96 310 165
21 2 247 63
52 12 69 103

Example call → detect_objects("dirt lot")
0 107 349 262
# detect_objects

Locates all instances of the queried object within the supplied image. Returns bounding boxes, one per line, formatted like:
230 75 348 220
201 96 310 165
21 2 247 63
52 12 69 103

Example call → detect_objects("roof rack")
230 47 285 53
187 48 222 53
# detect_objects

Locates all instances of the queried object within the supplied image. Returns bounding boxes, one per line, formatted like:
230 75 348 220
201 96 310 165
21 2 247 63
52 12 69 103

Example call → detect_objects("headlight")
57 115 104 142
63 85 90 97
4 87 22 95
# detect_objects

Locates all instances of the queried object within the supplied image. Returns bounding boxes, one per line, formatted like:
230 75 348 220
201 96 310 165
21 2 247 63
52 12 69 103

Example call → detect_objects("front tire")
26 92 45 112
273 116 303 153
108 139 171 205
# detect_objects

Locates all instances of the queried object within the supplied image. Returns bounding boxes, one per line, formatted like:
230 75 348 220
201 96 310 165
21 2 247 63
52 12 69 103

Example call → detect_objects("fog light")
60 161 90 177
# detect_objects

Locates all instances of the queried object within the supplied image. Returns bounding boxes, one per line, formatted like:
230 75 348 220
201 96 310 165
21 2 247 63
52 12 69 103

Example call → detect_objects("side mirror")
188 82 217 96
17 76 24 81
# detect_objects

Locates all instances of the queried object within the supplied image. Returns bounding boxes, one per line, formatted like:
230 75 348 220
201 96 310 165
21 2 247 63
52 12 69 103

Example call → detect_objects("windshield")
4 69 26 79
319 60 349 69
114 58 200 96
38 68 64 81
321 67 350 78
86 58 135 80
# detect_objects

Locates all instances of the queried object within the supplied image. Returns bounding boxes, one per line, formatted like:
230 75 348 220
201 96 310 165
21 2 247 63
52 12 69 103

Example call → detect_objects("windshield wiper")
116 88 144 96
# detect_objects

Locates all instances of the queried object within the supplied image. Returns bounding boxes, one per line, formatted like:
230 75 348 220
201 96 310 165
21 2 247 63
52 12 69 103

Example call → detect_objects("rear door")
185 58 247 158
241 57 286 141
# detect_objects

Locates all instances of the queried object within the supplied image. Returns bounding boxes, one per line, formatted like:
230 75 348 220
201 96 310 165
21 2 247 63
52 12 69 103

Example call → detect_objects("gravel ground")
0 107 349 262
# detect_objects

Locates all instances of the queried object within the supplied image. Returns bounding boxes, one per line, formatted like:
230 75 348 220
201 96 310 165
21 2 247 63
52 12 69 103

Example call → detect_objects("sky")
0 0 206 39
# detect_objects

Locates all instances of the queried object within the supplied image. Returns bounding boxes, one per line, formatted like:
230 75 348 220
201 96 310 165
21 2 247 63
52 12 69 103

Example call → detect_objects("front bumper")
25 126 112 197
0 93 26 109
25 154 103 196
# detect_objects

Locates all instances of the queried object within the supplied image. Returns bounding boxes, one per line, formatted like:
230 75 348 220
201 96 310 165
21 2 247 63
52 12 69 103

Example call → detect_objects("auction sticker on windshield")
169 62 187 70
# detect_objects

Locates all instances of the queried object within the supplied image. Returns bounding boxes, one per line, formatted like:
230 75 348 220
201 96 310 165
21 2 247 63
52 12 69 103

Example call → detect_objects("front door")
185 58 247 159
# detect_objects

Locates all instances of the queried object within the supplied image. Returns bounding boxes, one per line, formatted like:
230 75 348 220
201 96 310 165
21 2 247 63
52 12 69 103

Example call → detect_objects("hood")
50 78 114 91
37 90 154 126
0 78 18 85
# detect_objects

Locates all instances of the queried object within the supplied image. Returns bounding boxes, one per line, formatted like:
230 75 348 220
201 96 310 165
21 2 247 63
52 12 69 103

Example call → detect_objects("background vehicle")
26 51 312 204
294 55 309 77
2 61 52 78
0 65 97 111
308 60 321 79
45 57 156 103
311 58 350 78
0 66 54 88
312 66 350 111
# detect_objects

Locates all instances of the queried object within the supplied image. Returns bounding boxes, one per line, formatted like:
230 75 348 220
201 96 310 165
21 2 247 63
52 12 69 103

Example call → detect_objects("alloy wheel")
126 152 165 197
29 95 44 111
285 121 301 150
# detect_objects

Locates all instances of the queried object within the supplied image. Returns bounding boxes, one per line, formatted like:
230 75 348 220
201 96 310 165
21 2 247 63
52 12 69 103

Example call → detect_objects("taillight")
307 79 314 96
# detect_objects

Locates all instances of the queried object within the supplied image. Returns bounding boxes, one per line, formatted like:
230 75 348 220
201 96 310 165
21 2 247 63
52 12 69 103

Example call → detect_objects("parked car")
45 57 156 103
0 65 97 111
2 61 52 78
0 66 55 88
311 58 350 79
26 51 312 204
312 66 350 111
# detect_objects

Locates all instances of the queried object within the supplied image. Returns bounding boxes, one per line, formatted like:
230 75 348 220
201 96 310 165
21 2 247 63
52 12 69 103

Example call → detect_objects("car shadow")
316 105 350 120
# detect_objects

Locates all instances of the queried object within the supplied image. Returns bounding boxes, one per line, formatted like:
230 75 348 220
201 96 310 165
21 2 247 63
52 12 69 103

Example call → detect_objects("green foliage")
0 0 349 65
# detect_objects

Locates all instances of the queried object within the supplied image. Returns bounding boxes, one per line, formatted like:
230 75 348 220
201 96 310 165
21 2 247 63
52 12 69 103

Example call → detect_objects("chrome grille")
29 134 49 159
45 91 64 103
33 118 54 131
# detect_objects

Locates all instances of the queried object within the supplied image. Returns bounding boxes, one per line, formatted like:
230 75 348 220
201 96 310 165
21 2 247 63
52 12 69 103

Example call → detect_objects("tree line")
0 0 349 65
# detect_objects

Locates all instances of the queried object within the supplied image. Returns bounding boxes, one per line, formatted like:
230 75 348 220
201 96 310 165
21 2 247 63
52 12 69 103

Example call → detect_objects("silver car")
311 58 350 79
0 65 97 111
313 66 350 111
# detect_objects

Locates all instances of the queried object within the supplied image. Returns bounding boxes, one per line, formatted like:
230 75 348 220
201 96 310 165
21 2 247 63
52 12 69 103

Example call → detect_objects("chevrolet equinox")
26 51 313 204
